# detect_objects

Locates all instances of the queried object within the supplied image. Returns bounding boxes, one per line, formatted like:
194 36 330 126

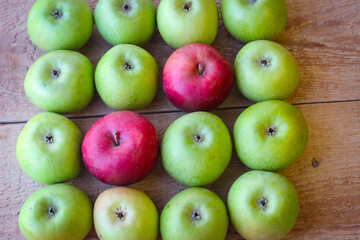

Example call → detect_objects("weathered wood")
0 101 359 239
1 0 359 122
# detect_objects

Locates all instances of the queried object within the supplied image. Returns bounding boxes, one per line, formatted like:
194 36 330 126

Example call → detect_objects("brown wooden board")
1 102 360 239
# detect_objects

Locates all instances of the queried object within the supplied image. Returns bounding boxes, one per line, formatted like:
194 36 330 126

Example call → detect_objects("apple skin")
24 50 94 114
16 112 82 184
234 40 299 102
233 100 308 172
94 187 158 240
221 0 287 43
160 187 228 240
161 112 232 186
163 43 234 112
19 184 93 240
157 0 219 49
82 111 159 185
228 170 299 240
95 0 156 46
28 0 94 52
95 44 158 110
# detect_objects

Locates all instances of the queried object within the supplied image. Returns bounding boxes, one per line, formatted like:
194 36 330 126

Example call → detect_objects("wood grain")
1 0 359 122
0 101 359 239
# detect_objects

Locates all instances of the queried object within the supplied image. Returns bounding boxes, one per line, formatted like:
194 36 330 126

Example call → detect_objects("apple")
24 50 94 114
28 0 94 52
157 0 219 49
16 112 82 184
161 112 232 186
94 0 156 46
228 170 299 240
82 111 159 185
221 0 287 43
95 44 158 110
160 187 228 240
233 100 308 172
19 184 93 240
94 187 158 240
234 40 299 102
163 43 234 112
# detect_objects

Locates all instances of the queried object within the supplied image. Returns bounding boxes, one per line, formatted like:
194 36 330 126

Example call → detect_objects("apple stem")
197 64 205 76
51 10 63 19
257 197 268 210
51 69 61 79
183 1 192 11
44 134 54 144
122 3 131 12
48 206 56 216
113 130 120 146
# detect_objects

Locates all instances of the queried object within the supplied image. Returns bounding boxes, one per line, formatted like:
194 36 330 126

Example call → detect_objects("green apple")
161 112 232 186
28 0 94 52
16 112 82 184
228 170 299 240
234 40 299 102
160 187 228 240
19 184 93 240
95 44 158 110
233 100 308 172
24 50 94 114
157 0 219 49
94 0 156 46
94 187 158 240
221 0 287 43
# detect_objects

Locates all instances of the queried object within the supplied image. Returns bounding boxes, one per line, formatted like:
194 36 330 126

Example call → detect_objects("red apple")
82 111 159 185
163 43 234 112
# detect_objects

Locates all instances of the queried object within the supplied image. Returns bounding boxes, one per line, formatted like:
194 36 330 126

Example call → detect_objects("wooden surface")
0 0 359 239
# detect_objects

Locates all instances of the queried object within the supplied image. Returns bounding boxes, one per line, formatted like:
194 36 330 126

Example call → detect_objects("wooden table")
1 0 359 239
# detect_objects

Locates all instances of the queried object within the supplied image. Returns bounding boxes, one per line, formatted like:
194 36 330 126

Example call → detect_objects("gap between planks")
1 99 360 125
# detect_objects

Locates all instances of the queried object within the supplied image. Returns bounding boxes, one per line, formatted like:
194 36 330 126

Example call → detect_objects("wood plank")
1 0 359 122
0 101 359 239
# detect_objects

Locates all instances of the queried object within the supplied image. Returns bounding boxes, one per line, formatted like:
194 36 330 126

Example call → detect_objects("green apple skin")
94 187 158 240
228 170 299 240
160 187 228 240
19 184 93 240
16 112 83 184
28 0 94 52
233 100 308 172
95 44 158 110
95 0 156 46
24 50 94 114
221 0 287 43
161 112 232 187
157 0 219 49
234 40 299 102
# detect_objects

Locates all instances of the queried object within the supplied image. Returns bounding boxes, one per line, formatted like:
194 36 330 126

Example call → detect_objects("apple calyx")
249 0 257 4
51 69 61 79
191 210 201 221
122 3 131 12
258 58 271 67
257 197 268 211
266 127 276 136
114 208 127 222
197 63 205 76
51 10 63 19
48 206 56 216
44 133 54 144
183 1 192 11
112 130 121 146
124 62 134 70
193 133 203 143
